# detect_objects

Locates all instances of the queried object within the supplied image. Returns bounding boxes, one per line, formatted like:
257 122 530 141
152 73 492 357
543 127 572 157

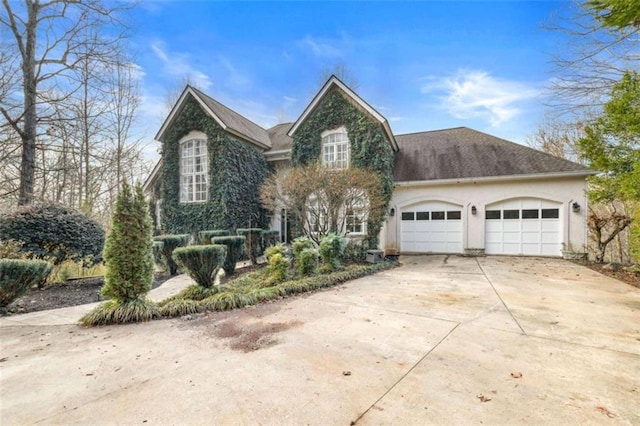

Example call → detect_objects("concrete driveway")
1 256 638 425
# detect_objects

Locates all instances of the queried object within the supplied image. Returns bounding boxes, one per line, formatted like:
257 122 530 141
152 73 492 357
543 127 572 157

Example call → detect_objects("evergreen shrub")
153 234 189 275
265 244 290 284
81 182 157 326
319 233 347 271
211 236 245 275
342 240 368 263
0 203 104 266
260 229 280 252
297 248 319 277
172 244 227 288
292 236 315 258
199 230 231 244
236 228 263 265
0 259 52 308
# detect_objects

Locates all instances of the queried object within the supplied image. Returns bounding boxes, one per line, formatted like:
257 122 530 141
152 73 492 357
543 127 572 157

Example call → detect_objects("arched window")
180 136 208 203
321 128 349 169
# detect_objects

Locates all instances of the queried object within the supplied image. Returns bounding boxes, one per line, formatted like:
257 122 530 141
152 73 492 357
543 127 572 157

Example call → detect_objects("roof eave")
142 159 163 194
394 170 596 187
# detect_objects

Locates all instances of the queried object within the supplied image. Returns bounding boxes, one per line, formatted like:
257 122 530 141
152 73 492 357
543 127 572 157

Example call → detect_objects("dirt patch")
182 303 302 352
214 320 302 352
584 262 640 289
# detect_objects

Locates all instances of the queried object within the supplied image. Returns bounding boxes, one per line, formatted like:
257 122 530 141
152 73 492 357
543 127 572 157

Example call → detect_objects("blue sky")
129 1 572 162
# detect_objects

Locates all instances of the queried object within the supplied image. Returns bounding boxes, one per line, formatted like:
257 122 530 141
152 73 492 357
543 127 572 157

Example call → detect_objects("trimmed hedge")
260 229 280 252
153 234 189 275
172 244 227 288
237 228 263 265
0 259 52 308
211 236 245 275
199 230 231 244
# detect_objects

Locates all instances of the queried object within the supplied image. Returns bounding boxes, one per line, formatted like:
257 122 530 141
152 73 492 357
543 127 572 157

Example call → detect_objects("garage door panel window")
402 212 414 221
542 209 559 219
416 211 429 220
486 210 501 220
522 209 539 219
447 211 461 220
504 210 520 219
432 211 445 220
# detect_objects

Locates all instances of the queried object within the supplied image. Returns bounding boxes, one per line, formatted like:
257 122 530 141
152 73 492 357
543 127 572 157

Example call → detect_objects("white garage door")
400 201 463 253
485 198 561 256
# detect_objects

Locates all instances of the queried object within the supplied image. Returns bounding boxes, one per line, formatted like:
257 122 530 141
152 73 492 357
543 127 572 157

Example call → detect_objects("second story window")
180 137 208 203
321 128 349 169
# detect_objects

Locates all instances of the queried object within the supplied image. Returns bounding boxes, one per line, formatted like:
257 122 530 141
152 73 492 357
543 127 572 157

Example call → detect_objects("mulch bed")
4 274 171 315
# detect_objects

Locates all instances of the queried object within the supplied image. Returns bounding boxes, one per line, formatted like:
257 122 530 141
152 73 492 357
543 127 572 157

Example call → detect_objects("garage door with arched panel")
400 201 463 253
485 198 561 256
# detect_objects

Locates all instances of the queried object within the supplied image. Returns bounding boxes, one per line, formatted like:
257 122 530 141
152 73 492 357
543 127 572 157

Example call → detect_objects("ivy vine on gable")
159 96 268 235
291 88 396 248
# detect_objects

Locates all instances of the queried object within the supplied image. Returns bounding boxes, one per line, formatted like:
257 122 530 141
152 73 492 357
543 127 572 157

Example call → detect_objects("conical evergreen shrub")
81 182 157 326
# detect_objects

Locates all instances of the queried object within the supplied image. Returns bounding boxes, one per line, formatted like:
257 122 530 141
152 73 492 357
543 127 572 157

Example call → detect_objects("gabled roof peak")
155 85 271 150
288 75 398 151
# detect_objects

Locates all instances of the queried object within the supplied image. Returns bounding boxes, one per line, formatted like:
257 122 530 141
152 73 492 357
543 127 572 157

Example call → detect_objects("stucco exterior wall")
380 175 589 256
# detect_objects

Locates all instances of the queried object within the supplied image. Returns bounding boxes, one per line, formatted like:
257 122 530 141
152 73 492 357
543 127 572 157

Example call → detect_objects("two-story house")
144 76 593 257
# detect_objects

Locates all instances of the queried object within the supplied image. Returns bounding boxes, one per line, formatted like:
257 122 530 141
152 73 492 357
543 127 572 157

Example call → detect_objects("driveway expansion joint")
475 257 526 335
351 322 461 425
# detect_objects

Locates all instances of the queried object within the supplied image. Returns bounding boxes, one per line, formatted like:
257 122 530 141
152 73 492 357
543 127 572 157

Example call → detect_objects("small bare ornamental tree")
261 163 386 245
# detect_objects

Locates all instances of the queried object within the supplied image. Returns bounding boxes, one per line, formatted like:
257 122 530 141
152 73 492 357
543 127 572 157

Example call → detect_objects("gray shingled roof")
266 122 293 152
190 86 271 148
394 127 591 182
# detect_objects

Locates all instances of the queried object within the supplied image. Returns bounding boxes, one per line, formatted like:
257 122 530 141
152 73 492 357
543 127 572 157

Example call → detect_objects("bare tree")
545 1 639 118
526 117 586 162
0 0 131 205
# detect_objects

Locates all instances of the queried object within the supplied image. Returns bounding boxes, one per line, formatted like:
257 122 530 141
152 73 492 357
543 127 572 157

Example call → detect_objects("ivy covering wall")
290 88 395 248
158 96 268 235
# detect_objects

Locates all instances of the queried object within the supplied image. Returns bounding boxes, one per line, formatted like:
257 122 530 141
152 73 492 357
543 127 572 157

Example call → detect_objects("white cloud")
299 35 342 58
150 41 212 90
421 69 540 127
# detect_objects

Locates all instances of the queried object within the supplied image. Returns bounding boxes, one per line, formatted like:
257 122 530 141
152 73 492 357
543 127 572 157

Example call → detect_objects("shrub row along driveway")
1 256 638 424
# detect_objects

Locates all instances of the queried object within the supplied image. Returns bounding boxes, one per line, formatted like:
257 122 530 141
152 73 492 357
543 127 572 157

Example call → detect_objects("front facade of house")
145 76 593 257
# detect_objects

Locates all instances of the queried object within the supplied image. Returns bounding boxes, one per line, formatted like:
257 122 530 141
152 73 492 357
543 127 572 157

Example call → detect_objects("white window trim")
321 126 350 169
179 131 209 203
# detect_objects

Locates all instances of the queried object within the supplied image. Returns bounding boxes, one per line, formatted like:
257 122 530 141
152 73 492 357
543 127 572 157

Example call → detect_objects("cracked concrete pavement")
1 255 638 425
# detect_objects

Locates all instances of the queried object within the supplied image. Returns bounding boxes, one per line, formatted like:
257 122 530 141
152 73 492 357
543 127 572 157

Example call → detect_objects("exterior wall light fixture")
572 202 581 213
471 205 477 215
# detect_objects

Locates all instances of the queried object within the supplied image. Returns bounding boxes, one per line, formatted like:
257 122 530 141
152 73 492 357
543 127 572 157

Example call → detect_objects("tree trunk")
18 1 38 206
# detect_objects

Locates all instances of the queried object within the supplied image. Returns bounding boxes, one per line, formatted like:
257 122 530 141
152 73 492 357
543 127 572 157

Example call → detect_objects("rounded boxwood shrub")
153 234 189 275
264 244 289 284
297 248 319 277
172 244 227 288
292 236 315 259
211 236 245 275
0 203 104 266
236 228 263 265
319 233 347 272
199 229 231 244
0 259 52 308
